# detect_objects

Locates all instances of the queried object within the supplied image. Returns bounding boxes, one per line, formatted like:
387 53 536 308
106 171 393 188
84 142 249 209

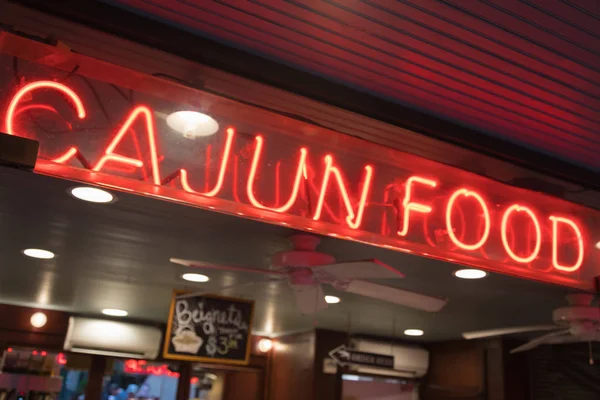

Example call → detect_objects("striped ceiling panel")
109 0 600 171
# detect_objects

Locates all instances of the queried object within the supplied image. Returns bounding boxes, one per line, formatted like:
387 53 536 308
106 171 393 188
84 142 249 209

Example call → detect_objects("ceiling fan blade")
176 278 285 300
339 280 447 312
313 259 405 281
170 258 286 276
462 325 559 340
290 283 327 315
510 329 570 354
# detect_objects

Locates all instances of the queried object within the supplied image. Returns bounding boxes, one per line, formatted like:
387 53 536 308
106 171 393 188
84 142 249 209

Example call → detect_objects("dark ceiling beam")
9 0 600 191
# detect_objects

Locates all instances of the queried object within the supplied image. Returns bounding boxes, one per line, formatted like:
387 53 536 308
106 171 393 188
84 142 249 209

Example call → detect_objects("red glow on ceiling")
3 75 597 290
445 189 491 251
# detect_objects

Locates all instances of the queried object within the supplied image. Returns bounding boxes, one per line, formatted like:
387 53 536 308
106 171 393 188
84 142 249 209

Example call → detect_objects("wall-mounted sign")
329 345 394 369
163 292 254 365
1 33 598 290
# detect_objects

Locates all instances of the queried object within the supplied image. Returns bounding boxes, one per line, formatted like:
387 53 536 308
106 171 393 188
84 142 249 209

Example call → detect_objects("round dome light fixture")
30 312 48 328
182 273 210 283
454 269 487 280
70 187 114 203
404 329 424 337
23 248 55 260
325 295 341 304
166 111 219 138
257 338 273 353
102 308 128 317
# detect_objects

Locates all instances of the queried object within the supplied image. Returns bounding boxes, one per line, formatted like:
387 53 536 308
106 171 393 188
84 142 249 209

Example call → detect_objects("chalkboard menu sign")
163 291 254 365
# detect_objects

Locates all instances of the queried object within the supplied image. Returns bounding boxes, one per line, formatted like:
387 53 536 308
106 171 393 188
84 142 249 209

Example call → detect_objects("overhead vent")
64 317 162 359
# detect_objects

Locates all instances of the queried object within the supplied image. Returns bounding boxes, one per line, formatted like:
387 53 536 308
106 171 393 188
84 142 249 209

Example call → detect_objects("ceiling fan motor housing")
552 306 600 327
271 234 336 269
271 250 335 269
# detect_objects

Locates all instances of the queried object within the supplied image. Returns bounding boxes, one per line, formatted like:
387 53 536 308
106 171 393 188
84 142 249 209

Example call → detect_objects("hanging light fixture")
166 111 219 138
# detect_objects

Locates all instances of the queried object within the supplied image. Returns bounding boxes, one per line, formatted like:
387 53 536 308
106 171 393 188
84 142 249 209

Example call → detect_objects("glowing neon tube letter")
501 205 541 263
180 128 235 197
445 188 490 251
5 80 86 163
397 176 437 237
246 135 307 213
93 106 161 185
549 216 584 272
313 155 374 230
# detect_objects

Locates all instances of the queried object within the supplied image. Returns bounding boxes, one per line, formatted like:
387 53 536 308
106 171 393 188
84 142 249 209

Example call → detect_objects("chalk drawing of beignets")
172 330 203 354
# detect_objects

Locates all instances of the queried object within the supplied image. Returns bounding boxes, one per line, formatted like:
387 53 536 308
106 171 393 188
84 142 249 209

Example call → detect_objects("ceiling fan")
170 234 447 315
463 294 600 353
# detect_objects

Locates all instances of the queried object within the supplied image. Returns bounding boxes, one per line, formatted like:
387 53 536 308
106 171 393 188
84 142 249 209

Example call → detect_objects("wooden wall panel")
422 341 485 400
502 340 530 400
0 304 70 349
313 329 346 400
223 371 262 400
268 331 316 400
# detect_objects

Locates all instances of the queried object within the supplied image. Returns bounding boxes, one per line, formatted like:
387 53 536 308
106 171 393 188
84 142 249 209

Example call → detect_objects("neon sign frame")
0 32 598 291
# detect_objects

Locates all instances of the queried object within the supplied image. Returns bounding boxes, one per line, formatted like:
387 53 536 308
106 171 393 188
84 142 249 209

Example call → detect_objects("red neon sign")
1 48 598 290
124 360 179 377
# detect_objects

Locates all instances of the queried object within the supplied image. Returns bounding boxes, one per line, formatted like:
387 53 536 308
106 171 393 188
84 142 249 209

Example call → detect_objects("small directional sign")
329 345 394 369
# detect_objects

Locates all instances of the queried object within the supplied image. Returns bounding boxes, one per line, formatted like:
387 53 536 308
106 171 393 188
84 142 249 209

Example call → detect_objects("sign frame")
163 291 255 366
1 32 599 291
329 345 395 370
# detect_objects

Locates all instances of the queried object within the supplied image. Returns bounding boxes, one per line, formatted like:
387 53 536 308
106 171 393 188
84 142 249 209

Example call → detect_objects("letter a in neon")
93 106 161 185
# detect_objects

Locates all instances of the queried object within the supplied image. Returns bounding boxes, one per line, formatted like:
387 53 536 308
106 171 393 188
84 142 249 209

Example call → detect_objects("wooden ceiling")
105 0 600 171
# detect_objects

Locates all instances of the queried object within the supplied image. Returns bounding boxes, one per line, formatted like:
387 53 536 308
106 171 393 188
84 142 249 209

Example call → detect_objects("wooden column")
85 356 106 400
313 329 346 400
176 362 191 400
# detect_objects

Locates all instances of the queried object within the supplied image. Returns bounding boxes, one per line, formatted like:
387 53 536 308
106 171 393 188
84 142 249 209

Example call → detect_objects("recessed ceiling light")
182 273 210 283
454 269 487 279
404 329 424 337
23 248 55 259
30 312 48 328
595 241 600 249
166 111 219 138
71 187 114 203
102 308 128 317
325 295 341 304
